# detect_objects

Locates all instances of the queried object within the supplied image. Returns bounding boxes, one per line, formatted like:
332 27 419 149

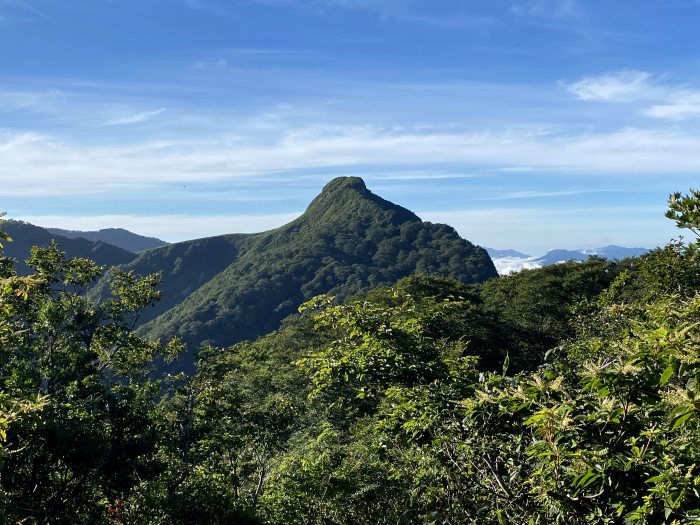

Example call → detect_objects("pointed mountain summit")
302 176 419 226
94 177 496 356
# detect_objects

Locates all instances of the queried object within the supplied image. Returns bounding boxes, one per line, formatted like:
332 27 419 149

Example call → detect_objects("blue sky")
2 0 700 254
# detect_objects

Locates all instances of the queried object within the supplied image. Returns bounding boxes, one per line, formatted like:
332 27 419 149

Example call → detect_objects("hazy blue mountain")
490 245 651 274
485 248 531 258
2 221 136 275
93 176 496 356
585 245 649 260
47 227 168 253
534 246 650 266
534 249 590 266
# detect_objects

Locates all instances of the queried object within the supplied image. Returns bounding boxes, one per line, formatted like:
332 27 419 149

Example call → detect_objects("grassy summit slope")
139 176 497 348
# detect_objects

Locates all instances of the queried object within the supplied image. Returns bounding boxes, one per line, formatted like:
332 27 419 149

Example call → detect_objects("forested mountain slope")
100 176 496 350
91 233 253 327
2 221 136 274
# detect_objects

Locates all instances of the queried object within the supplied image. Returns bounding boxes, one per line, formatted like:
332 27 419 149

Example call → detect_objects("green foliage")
480 257 620 369
250 189 700 523
0 218 47 497
599 242 700 306
298 293 453 405
0 213 11 250
4 187 700 524
666 189 700 239
0 241 181 524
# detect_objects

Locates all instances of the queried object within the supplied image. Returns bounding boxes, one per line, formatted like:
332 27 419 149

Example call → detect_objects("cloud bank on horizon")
0 0 697 253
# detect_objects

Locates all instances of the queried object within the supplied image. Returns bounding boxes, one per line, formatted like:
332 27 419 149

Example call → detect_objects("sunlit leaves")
667 189 700 239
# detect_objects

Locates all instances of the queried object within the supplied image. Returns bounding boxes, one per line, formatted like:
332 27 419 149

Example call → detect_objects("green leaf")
660 364 674 385
671 411 694 430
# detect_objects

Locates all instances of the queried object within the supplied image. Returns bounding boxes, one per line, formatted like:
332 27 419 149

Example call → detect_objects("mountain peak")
105 176 497 353
303 176 419 226
320 176 368 194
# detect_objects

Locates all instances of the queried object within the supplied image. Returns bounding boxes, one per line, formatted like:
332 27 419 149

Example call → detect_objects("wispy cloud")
568 70 655 102
0 88 66 112
497 166 539 172
509 0 580 20
568 70 700 120
2 123 700 198
0 87 175 128
645 92 700 120
473 189 615 201
0 0 50 21
96 107 167 126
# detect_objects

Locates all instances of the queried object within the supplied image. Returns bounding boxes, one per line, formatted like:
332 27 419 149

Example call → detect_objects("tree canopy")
2 189 700 524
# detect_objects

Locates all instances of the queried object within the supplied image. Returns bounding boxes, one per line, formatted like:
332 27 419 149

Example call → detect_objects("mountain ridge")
46 227 168 253
88 176 497 356
2 221 136 275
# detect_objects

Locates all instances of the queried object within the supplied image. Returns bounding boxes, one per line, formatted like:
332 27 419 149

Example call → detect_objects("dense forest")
1 188 700 524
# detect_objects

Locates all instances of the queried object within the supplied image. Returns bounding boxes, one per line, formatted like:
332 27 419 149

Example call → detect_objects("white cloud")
0 88 175 129
644 91 700 120
491 256 542 275
568 70 700 120
498 166 538 172
568 70 655 102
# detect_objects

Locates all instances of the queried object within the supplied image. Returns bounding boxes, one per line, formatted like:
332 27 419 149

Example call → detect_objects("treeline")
1 190 700 524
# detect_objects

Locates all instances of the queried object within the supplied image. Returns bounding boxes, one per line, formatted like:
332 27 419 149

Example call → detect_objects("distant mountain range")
486 245 650 275
46 227 168 253
2 221 137 275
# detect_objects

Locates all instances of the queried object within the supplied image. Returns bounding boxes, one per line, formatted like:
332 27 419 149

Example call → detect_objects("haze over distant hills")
46 227 168 253
487 245 650 275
